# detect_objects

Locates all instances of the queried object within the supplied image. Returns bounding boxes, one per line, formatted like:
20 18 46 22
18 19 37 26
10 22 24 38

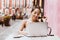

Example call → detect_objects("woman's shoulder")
22 19 32 25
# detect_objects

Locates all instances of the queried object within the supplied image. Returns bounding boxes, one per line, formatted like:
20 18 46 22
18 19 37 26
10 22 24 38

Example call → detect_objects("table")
5 33 60 40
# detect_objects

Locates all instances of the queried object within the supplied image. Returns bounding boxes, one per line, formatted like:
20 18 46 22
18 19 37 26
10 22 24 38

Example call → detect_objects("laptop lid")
26 22 48 36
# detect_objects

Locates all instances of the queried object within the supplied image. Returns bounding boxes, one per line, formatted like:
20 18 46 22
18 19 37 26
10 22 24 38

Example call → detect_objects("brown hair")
31 7 41 13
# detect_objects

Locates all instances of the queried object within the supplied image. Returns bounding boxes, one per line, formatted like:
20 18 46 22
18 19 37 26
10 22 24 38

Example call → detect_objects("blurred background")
0 0 44 26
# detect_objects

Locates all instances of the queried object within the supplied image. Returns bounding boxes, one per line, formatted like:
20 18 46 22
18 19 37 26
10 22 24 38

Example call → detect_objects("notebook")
25 22 48 37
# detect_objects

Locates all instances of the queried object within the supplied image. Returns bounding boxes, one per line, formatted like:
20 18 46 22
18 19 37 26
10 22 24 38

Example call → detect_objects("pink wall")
44 0 60 37
57 0 60 37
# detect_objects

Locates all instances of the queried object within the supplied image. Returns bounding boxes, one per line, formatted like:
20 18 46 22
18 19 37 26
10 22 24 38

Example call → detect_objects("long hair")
31 6 41 13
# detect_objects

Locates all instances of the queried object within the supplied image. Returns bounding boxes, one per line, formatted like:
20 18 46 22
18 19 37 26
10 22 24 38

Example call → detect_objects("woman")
18 8 47 35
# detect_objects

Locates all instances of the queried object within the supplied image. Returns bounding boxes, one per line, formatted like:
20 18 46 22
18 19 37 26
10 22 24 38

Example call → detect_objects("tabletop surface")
5 34 60 40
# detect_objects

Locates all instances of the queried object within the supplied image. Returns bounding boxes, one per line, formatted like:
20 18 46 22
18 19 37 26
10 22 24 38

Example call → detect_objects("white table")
5 33 60 40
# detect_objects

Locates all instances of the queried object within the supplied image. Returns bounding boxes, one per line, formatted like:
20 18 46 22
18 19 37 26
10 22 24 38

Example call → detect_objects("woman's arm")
19 21 26 31
18 20 28 35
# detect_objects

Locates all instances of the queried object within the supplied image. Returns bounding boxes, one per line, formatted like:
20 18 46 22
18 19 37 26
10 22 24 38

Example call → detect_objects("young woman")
18 8 47 35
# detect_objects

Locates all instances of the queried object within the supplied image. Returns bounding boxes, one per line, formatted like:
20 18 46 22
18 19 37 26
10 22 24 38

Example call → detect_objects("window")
6 0 9 8
12 0 15 9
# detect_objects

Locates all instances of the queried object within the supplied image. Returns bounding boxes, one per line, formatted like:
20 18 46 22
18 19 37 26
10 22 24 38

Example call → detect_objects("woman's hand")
18 31 28 36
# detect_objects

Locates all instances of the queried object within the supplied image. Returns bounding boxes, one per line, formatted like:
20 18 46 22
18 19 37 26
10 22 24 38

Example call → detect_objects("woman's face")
31 8 40 20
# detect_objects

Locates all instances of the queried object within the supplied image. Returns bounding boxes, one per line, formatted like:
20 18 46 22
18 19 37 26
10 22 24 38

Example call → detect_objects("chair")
4 16 11 26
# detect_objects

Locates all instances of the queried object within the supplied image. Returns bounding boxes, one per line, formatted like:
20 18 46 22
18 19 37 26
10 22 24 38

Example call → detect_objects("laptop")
25 22 48 37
